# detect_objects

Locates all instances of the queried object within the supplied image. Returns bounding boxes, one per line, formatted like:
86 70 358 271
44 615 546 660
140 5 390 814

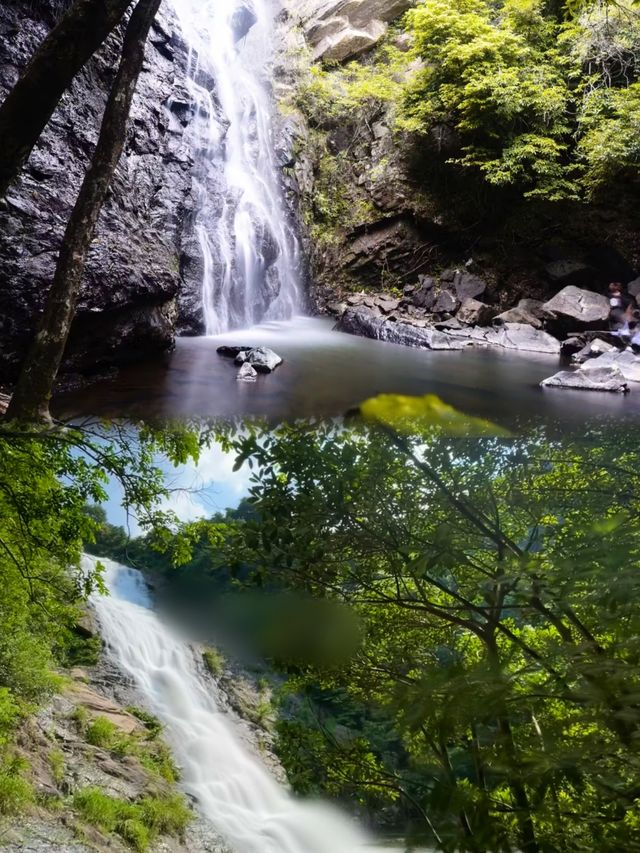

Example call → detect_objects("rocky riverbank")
329 271 640 392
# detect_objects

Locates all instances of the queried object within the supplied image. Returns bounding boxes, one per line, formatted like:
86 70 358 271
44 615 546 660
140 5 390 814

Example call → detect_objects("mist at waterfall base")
171 0 301 333
90 556 417 852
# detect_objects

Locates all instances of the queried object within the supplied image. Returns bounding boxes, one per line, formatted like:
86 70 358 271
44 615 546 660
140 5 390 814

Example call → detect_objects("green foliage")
48 748 65 786
73 788 191 851
84 714 179 783
86 715 120 748
0 756 33 815
401 0 640 198
300 0 640 202
0 419 203 812
215 419 640 851
202 647 225 677
126 707 163 739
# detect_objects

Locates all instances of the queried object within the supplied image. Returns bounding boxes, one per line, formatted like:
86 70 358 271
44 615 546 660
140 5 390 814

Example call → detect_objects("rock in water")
237 363 258 382
217 345 248 358
571 338 617 364
244 347 283 373
218 345 283 373
582 349 640 382
541 366 629 393
542 286 609 331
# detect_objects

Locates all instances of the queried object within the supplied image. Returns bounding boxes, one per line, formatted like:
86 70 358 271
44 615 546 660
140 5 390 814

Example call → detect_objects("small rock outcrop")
291 0 415 62
217 345 283 373
542 366 630 393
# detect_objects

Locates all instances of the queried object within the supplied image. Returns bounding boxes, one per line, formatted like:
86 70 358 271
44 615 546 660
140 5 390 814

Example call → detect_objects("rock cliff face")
276 0 639 317
0 0 195 384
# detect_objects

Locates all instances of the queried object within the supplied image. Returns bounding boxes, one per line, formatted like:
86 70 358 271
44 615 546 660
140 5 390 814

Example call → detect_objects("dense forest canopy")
302 0 640 202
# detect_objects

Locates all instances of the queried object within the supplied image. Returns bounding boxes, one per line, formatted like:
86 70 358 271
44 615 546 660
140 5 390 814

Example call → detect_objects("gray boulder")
541 366 629 393
582 350 640 382
486 323 561 354
336 308 467 350
493 299 546 329
457 298 496 326
244 346 283 373
447 323 560 353
237 363 258 382
571 338 616 364
542 286 609 330
218 345 283 373
376 296 400 314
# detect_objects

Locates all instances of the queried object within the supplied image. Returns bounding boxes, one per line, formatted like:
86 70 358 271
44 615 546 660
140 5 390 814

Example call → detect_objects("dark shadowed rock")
561 336 586 355
541 366 629 393
0 1 195 382
433 289 458 314
412 278 437 310
544 259 596 286
453 271 486 302
217 345 247 358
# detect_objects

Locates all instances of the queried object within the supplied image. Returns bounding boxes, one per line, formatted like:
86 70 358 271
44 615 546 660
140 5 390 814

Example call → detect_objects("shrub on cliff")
401 0 640 200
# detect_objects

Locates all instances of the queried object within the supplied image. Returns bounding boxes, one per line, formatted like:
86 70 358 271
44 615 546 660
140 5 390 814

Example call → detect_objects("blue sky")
102 441 253 536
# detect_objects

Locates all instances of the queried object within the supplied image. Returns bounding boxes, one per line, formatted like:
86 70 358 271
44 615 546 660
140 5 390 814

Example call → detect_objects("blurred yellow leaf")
359 393 511 437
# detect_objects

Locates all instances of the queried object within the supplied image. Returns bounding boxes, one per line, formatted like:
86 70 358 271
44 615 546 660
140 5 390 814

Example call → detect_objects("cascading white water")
171 0 301 334
89 557 372 853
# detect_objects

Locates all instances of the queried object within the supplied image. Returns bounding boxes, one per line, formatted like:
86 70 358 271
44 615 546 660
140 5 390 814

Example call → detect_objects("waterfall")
172 0 301 334
89 557 372 853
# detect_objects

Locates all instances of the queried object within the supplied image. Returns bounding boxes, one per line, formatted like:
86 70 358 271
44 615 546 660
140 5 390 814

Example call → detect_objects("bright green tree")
217 413 640 852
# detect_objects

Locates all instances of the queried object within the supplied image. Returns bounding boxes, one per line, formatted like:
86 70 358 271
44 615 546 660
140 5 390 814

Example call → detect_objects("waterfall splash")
172 0 301 334
90 557 372 853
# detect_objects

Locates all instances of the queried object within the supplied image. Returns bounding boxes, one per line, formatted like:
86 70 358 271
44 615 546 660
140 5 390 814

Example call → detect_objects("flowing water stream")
171 0 301 333
90 556 375 853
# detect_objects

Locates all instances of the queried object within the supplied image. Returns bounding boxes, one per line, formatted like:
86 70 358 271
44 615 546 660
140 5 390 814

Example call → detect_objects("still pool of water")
55 316 640 429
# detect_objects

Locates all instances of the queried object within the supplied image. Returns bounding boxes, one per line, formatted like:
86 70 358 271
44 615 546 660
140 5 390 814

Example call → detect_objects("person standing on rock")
608 282 634 338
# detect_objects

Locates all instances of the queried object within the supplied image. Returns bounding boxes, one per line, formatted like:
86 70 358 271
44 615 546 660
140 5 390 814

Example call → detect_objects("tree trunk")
0 0 136 197
5 0 162 423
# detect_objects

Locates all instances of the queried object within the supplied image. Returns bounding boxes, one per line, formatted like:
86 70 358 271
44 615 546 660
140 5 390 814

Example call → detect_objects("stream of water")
90 556 375 852
171 0 301 333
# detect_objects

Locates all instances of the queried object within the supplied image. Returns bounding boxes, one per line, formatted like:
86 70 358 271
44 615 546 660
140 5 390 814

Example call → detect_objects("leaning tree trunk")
0 0 136 197
5 0 162 423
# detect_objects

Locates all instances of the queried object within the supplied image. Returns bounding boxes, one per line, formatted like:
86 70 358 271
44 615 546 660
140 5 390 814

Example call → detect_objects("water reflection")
55 317 640 429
